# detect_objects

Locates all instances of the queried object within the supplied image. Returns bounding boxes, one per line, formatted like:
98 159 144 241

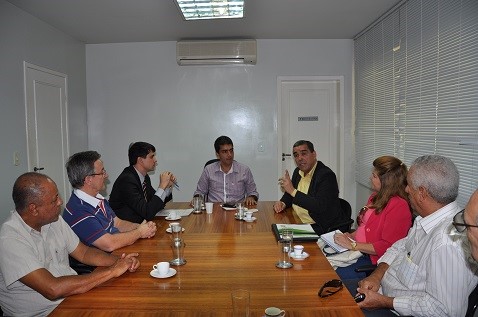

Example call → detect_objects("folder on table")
271 224 320 241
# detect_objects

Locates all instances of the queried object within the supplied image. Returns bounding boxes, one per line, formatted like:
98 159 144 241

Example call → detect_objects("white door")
24 62 70 203
278 77 341 197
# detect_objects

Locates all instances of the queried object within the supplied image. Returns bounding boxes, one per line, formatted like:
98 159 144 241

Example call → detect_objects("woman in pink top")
334 156 412 279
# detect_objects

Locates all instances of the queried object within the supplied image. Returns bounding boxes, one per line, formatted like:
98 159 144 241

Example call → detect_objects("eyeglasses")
357 206 369 225
89 169 107 177
453 209 478 232
318 279 343 298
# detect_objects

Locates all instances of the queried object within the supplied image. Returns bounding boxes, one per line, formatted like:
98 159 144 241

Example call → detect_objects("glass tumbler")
276 229 293 269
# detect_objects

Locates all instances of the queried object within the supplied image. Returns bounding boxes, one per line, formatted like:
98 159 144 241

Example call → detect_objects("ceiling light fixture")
175 0 245 21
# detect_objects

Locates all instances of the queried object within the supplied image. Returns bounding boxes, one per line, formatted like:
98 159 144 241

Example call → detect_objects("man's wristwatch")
351 240 357 251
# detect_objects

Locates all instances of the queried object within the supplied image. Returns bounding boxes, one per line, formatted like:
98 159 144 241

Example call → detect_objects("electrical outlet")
13 152 20 166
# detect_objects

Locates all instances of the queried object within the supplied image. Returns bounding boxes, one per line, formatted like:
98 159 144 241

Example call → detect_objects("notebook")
319 230 348 253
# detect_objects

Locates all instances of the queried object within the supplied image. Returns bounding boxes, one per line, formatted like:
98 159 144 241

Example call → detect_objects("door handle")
281 153 291 161
33 167 44 172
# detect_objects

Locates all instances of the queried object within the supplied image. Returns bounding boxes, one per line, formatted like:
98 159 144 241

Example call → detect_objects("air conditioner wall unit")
176 39 257 65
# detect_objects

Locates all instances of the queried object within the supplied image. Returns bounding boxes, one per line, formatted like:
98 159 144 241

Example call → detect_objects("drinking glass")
276 229 293 269
231 289 250 317
170 226 187 266
193 195 202 213
237 202 245 219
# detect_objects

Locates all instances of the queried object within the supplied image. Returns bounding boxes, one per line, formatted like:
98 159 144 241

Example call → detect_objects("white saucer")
244 217 256 222
165 216 181 221
289 251 309 260
165 227 185 233
150 268 177 279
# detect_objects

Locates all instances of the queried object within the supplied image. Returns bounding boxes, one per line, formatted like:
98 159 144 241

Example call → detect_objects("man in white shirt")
0 173 140 316
354 155 478 317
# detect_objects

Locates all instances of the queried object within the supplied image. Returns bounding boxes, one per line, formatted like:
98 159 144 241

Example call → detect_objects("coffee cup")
265 307 285 317
168 210 178 219
153 261 170 276
205 202 213 214
244 211 253 220
293 245 304 256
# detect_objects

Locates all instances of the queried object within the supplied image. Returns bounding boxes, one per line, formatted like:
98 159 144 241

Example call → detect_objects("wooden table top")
50 202 363 317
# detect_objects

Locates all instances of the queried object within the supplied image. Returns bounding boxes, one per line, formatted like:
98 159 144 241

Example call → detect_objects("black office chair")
326 198 354 233
467 283 478 317
204 158 219 167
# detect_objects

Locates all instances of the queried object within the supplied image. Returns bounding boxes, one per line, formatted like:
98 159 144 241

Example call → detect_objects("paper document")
156 208 194 217
320 230 348 253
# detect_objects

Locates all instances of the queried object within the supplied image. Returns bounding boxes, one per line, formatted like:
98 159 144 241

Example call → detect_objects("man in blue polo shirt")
63 151 157 252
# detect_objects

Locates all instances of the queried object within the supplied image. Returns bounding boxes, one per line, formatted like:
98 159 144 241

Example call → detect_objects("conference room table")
50 202 364 317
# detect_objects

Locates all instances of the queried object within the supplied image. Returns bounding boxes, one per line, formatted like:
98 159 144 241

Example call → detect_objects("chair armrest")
354 264 377 273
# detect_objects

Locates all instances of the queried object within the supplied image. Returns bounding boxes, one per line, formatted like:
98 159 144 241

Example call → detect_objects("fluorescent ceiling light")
175 0 244 20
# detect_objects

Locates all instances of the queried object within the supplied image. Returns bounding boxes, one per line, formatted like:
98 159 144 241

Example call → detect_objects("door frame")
277 76 345 197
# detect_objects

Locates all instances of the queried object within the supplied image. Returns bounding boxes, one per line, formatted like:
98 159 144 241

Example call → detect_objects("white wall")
0 0 88 224
86 39 356 207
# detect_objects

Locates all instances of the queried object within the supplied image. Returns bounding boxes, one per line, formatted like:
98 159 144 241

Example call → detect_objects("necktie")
142 180 148 202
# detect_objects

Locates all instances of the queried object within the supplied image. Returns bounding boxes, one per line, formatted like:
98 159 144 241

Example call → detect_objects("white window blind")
355 0 478 207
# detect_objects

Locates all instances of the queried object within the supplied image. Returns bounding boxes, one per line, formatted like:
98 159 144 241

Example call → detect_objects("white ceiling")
7 0 402 44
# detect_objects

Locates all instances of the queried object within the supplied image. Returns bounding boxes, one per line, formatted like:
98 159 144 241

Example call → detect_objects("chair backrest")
339 198 352 219
325 198 354 233
202 159 219 202
466 283 478 317
204 158 219 167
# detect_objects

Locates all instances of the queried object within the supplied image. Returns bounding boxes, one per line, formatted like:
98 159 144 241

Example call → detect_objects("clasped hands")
354 275 393 310
159 171 177 189
137 220 157 239
113 253 140 275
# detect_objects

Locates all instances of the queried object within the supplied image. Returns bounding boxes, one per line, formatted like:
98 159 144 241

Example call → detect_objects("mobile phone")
354 293 365 303
222 203 236 208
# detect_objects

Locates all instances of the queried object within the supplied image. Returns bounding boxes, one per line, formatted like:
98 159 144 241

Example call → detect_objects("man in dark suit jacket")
273 140 347 234
109 142 176 223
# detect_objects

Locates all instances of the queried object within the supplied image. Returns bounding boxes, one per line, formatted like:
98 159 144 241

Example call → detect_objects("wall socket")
13 151 20 166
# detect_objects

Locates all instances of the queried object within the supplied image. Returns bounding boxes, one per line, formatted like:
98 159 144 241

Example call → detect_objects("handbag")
317 238 362 269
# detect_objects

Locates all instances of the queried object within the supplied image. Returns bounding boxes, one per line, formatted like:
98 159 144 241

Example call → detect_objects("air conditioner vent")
177 39 256 65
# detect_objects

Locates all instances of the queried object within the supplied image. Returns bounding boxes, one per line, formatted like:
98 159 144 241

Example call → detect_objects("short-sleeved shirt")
0 210 79 317
63 189 120 246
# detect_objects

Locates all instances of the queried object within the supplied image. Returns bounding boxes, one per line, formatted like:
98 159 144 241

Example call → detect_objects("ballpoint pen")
173 181 180 191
